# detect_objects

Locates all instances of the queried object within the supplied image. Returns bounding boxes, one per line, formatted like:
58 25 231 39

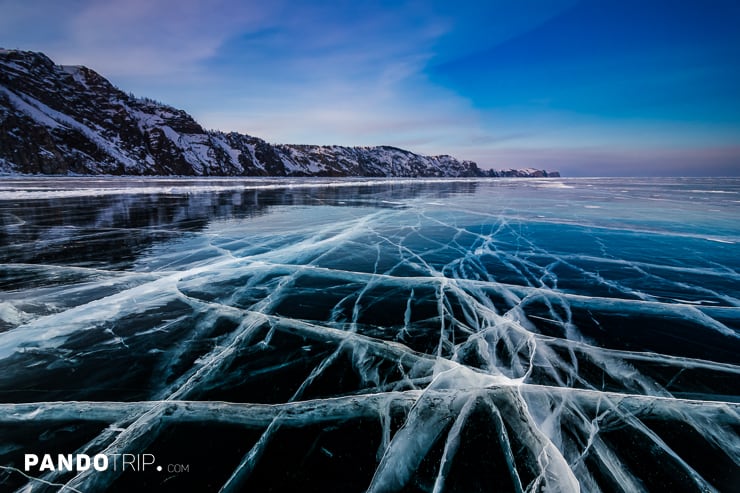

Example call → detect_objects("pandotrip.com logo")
23 453 190 474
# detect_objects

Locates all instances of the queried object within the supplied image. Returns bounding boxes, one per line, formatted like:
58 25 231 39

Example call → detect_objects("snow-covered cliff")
0 50 558 177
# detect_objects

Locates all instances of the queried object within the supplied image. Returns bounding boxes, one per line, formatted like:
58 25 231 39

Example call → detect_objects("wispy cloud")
67 0 278 76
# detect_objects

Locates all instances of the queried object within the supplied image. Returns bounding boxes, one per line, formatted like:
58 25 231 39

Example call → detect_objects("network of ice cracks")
0 179 738 492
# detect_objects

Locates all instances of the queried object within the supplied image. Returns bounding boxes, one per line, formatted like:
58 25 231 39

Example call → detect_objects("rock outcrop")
0 49 559 178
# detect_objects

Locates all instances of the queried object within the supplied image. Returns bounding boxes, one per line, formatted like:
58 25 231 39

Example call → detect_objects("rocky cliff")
0 49 559 178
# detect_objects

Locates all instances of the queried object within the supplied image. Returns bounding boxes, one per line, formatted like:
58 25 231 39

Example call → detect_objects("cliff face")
0 50 558 178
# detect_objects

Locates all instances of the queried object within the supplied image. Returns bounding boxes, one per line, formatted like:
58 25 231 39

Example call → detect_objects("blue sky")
2 0 739 175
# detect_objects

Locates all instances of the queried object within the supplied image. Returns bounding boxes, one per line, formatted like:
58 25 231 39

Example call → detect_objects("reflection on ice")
0 177 738 492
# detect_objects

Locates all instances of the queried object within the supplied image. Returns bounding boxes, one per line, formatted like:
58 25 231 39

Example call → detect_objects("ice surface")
0 177 738 492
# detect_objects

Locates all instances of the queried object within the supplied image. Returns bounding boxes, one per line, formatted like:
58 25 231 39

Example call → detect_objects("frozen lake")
0 177 739 492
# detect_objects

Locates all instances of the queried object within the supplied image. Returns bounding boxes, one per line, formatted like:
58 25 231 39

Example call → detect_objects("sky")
1 0 739 176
